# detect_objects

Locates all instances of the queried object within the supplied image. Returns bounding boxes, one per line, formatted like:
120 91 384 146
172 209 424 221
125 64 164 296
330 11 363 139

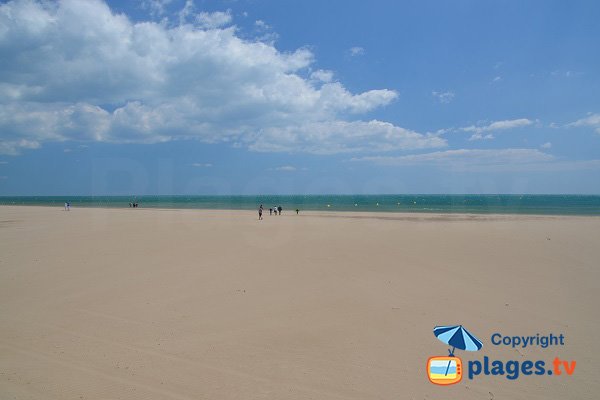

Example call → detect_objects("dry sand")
0 206 598 399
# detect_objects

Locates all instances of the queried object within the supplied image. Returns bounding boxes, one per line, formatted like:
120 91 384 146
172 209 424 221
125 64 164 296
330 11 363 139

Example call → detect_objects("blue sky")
0 0 599 194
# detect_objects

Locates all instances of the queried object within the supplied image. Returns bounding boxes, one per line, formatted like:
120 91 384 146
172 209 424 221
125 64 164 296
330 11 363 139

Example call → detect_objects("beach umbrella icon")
433 325 482 377
433 325 483 356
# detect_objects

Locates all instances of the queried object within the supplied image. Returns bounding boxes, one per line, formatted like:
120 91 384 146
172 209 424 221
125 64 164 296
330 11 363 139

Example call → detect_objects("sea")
0 195 599 215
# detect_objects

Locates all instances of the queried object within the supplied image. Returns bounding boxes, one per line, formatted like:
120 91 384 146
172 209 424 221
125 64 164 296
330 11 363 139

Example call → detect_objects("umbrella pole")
444 347 455 376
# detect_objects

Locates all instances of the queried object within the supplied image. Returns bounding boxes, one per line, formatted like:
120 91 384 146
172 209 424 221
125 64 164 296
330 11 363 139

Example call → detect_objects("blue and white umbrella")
433 325 483 356
433 325 482 376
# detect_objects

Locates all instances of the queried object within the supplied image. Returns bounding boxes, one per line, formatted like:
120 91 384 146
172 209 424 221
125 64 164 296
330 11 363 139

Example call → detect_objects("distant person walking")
64 202 68 211
258 204 263 220
296 209 299 215
277 205 282 215
269 207 273 216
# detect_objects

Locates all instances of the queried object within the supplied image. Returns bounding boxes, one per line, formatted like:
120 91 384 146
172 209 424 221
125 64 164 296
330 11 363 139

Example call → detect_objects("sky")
0 0 599 195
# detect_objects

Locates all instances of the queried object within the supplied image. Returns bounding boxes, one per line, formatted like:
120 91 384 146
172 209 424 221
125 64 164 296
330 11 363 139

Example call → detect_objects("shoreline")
1 194 599 217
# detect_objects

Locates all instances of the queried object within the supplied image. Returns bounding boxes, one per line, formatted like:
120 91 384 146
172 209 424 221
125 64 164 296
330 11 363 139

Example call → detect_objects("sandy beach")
0 205 598 399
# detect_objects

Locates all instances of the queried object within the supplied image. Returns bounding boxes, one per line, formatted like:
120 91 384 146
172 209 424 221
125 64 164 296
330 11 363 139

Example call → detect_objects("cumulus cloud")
432 91 455 104
249 120 445 155
541 142 552 149
310 69 334 83
0 0 431 155
568 113 600 133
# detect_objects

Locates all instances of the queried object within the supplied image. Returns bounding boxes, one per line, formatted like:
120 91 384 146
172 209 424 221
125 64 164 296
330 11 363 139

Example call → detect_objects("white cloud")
142 0 173 17
350 148 600 172
0 160 8 164
353 148 600 172
352 148 553 166
468 133 494 141
541 142 552 149
0 0 430 155
191 162 212 167
0 139 41 156
349 46 365 56
178 0 194 25
310 69 334 83
432 91 455 104
456 118 534 140
249 120 446 155
461 118 534 134
252 19 278 43
268 165 309 171
567 113 600 133
492 76 502 82
255 19 268 28
196 10 232 29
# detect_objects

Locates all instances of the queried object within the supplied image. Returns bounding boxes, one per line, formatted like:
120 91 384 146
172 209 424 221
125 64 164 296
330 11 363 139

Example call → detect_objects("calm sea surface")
1 195 599 215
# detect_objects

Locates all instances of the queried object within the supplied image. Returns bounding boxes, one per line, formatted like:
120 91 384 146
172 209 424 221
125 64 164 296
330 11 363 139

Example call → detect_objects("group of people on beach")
270 206 282 216
258 205 283 220
64 202 71 211
129 202 139 208
258 205 300 220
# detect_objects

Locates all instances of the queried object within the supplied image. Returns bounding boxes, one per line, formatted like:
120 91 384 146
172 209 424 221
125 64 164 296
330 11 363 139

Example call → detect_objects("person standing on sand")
278 205 282 215
296 209 299 215
269 207 273 216
258 205 263 220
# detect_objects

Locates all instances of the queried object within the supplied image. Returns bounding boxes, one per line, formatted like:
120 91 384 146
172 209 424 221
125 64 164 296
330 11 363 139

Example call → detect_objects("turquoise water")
0 195 599 215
